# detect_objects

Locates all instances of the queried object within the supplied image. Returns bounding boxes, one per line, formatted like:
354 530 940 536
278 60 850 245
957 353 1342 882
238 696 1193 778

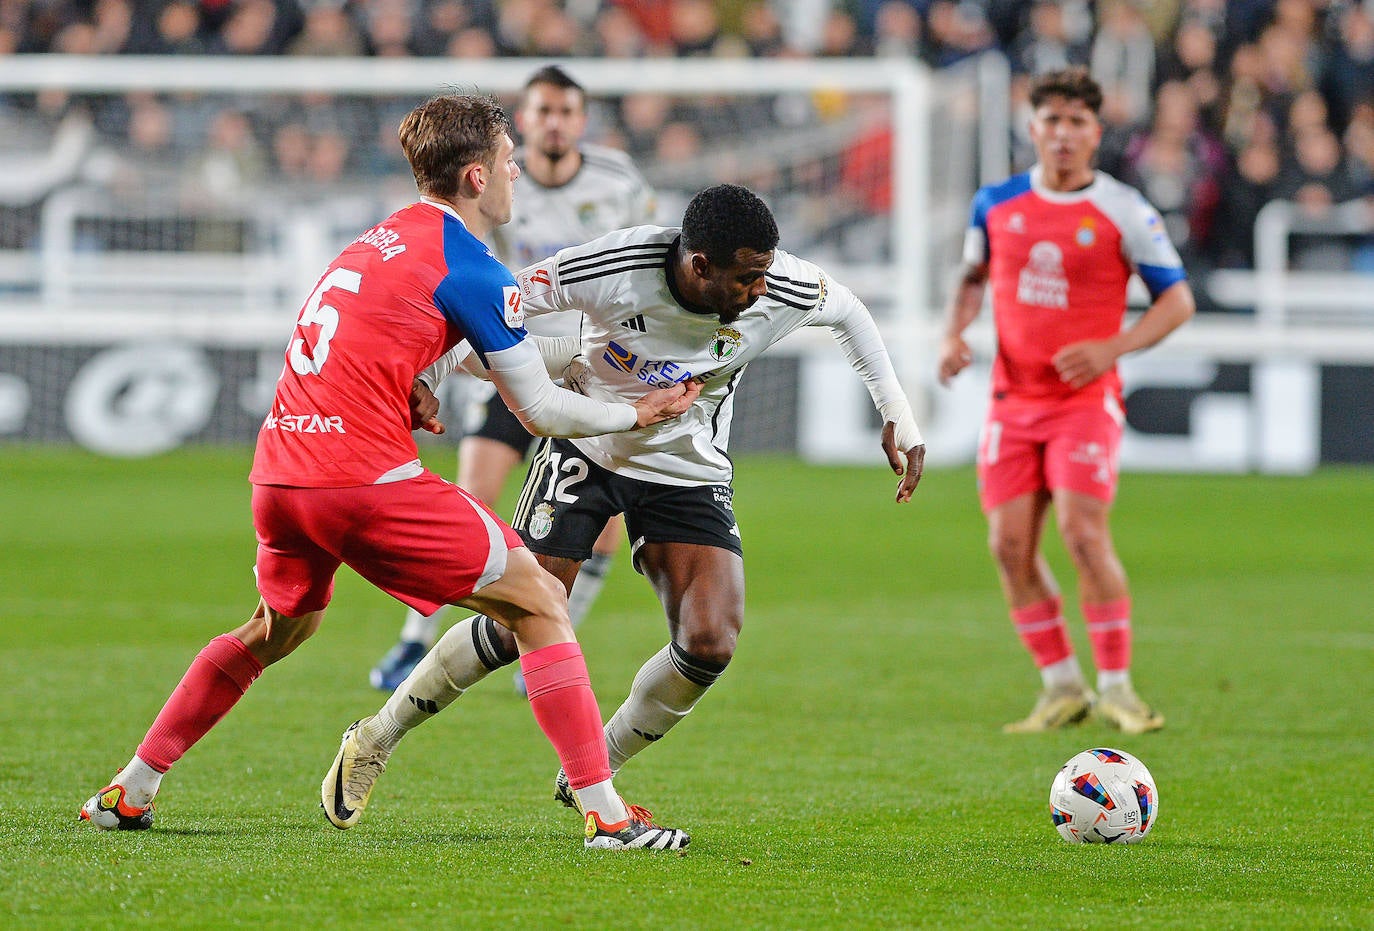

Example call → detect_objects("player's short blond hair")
398 94 511 200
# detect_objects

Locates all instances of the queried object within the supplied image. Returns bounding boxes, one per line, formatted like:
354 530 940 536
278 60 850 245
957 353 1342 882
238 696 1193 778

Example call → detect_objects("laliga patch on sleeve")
503 285 525 328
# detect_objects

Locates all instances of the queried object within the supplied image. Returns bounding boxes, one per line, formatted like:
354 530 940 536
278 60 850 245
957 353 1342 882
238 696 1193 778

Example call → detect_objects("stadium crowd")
3 0 1374 278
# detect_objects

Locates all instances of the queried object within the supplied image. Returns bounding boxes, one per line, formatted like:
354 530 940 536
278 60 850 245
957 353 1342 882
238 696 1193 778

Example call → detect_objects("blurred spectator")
618 91 674 160
924 1 996 67
817 9 864 57
1121 81 1226 266
1090 1 1154 130
183 109 268 208
870 1 922 59
138 1 210 55
271 121 310 181
411 0 488 56
524 5 587 56
1279 124 1358 268
445 25 496 58
1320 5 1374 133
102 94 184 201
212 0 300 55
593 4 650 57
1213 125 1281 268
92 0 133 54
288 1 365 56
364 0 417 57
1007 0 1091 76
739 2 785 57
1158 16 1223 131
1280 124 1356 211
669 0 726 57
1344 101 1374 194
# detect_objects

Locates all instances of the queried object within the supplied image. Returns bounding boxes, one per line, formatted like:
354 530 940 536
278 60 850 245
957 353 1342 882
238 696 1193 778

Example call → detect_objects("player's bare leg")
82 599 319 829
988 492 1093 732
1053 488 1162 733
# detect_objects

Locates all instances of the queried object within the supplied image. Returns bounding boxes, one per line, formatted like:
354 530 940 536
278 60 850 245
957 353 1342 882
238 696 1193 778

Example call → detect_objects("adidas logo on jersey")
620 314 647 332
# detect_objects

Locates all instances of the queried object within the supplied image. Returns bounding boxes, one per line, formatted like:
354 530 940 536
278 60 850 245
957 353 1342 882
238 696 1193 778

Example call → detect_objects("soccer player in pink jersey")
938 68 1195 735
79 93 696 850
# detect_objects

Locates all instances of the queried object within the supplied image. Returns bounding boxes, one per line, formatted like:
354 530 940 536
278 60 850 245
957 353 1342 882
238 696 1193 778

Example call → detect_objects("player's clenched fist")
633 379 702 428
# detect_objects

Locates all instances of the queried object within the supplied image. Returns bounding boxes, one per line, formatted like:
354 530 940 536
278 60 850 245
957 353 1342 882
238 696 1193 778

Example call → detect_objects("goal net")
0 55 979 458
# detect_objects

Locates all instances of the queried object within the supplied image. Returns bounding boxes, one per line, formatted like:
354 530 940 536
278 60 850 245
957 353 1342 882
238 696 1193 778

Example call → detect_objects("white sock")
1097 669 1131 692
575 779 629 824
1040 656 1085 690
604 643 723 771
364 616 502 752
118 755 164 808
567 552 613 630
399 605 446 645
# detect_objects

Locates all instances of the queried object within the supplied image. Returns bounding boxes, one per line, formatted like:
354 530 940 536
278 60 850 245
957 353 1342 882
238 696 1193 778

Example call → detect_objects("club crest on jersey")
1017 241 1069 309
577 202 598 224
528 503 555 540
1007 212 1025 234
502 286 525 328
708 326 743 362
1075 217 1096 247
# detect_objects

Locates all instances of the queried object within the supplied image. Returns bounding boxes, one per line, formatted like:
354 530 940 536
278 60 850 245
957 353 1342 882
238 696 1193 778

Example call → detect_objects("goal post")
0 54 970 458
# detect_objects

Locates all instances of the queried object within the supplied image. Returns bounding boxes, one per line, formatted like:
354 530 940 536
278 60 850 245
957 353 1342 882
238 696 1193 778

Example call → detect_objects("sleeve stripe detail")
766 292 815 312
764 277 820 301
558 243 670 276
765 272 821 290
559 260 667 286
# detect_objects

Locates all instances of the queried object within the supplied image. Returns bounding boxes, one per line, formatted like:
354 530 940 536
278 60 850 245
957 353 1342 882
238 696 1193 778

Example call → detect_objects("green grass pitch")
1 446 1371 929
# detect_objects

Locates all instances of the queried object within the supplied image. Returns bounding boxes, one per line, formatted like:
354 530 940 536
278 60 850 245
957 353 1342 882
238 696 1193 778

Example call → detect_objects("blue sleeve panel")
432 214 528 366
969 173 1031 253
1135 263 1188 301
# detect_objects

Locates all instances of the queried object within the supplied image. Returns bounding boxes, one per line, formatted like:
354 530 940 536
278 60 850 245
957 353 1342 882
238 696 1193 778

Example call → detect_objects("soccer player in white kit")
371 65 657 692
330 184 927 827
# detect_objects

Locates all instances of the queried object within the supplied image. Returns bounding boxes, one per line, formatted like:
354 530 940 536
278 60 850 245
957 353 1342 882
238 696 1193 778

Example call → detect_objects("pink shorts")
251 471 525 617
976 395 1124 512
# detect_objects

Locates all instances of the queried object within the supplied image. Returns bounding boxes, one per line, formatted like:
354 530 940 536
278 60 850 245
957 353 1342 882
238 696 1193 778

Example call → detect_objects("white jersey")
491 143 655 339
514 225 917 486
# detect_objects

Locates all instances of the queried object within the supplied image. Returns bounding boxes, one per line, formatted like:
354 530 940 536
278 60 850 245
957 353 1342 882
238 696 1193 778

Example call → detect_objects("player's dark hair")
681 184 780 267
1029 67 1103 114
399 93 511 200
524 64 584 98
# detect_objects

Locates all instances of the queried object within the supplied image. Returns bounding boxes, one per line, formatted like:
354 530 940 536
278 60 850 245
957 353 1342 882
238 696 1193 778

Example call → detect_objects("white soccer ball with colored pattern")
1049 747 1158 844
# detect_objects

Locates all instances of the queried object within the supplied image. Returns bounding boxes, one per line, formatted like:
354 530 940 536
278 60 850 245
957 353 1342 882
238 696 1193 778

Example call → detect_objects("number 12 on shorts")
543 451 589 503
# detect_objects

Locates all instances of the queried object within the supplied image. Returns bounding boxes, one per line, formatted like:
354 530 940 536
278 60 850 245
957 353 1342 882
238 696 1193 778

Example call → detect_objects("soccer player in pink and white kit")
79 93 695 850
938 68 1195 734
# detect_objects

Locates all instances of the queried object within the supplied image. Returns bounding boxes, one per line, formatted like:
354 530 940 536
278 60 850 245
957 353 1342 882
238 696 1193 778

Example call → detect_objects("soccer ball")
1049 747 1158 844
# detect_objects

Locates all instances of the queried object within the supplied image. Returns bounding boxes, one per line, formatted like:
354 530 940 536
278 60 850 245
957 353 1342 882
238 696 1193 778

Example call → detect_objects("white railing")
1207 198 1374 328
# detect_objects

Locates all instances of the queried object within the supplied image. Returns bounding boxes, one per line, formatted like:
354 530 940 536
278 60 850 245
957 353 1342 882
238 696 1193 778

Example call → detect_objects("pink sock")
520 642 611 791
1084 598 1132 673
136 635 264 772
1011 596 1074 668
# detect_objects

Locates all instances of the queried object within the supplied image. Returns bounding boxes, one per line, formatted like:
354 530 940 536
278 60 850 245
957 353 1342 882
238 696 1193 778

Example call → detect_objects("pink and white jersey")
251 201 527 487
963 166 1186 405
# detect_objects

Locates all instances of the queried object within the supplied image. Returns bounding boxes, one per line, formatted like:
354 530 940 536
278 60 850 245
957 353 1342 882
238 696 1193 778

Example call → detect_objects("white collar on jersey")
419 196 466 226
1029 164 1101 203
